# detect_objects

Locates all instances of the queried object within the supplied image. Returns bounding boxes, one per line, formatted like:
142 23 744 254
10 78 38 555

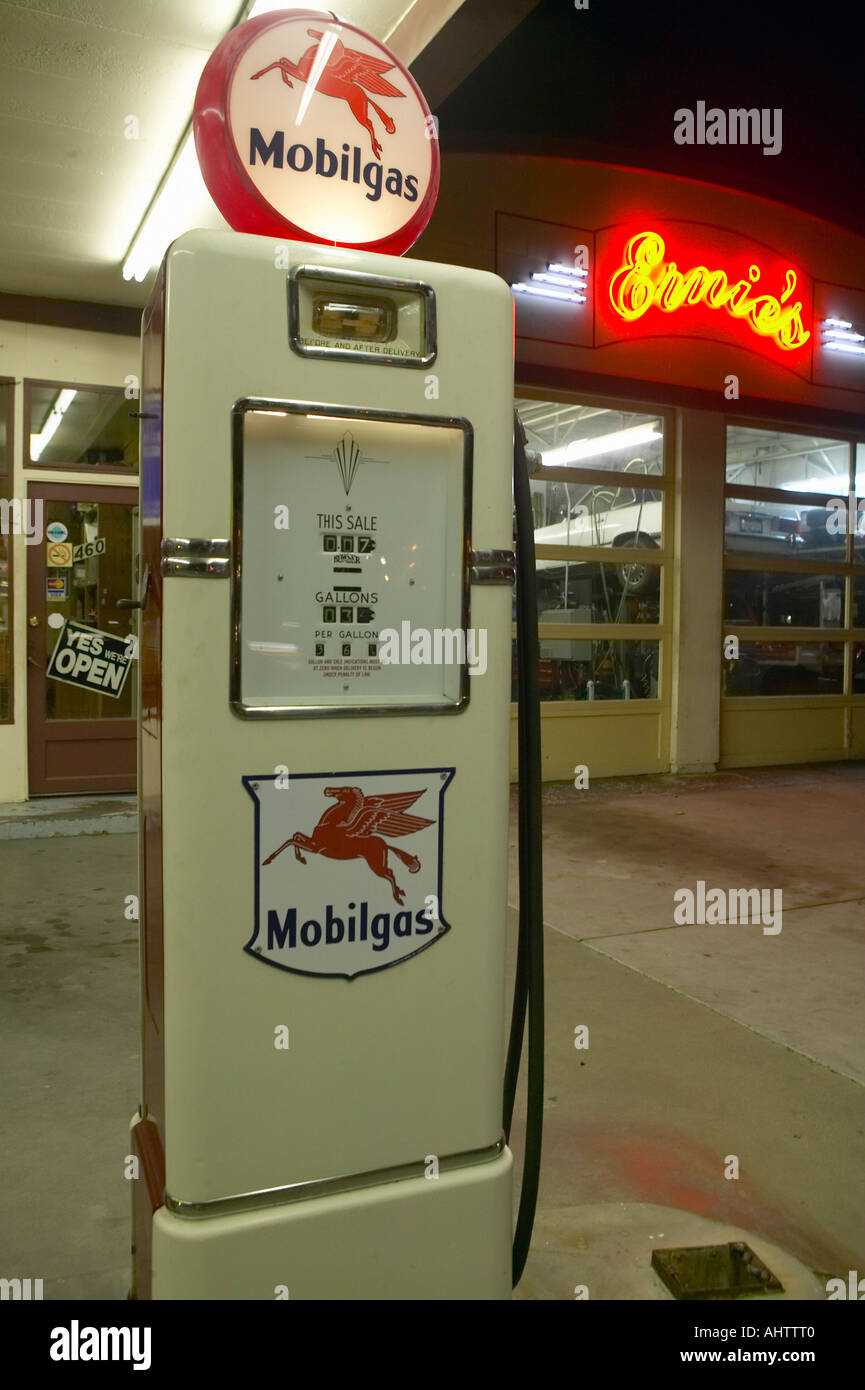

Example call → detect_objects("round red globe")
193 8 440 256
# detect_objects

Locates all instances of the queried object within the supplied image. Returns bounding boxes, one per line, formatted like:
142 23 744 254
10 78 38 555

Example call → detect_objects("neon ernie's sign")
608 231 810 351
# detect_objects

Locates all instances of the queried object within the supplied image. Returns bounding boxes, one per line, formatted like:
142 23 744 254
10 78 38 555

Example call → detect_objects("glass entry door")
26 482 138 794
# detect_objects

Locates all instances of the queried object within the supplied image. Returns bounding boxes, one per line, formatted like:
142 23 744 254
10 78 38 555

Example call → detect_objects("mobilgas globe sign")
193 8 439 255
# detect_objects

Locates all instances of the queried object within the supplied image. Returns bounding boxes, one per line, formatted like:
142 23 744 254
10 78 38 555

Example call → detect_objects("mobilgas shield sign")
193 8 439 255
243 769 453 978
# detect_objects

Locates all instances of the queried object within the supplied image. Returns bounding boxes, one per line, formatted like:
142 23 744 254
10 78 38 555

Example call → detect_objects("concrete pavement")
1 763 862 1300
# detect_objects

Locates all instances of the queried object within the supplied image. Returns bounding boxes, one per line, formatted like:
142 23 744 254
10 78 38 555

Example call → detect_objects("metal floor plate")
651 1242 784 1299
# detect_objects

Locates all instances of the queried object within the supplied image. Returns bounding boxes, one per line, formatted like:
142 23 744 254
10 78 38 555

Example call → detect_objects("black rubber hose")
503 416 532 1137
506 411 545 1288
503 542 529 1140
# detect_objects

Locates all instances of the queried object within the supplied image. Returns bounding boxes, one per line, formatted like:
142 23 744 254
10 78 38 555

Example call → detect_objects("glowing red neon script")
608 231 810 351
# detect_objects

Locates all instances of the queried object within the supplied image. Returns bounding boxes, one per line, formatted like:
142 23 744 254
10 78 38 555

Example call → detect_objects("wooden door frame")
26 480 138 796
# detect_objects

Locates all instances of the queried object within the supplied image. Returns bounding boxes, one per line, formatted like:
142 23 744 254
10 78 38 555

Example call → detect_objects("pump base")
151 1146 513 1299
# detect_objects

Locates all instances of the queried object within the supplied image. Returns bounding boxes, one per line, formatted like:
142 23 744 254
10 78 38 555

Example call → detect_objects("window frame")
0 375 14 723
23 377 139 475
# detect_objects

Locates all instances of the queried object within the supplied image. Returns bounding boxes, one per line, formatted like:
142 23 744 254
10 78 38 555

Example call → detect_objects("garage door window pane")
513 638 659 701
532 480 664 550
724 641 844 695
726 427 848 492
724 497 808 556
518 400 664 474
534 561 660 623
726 571 845 627
853 450 865 561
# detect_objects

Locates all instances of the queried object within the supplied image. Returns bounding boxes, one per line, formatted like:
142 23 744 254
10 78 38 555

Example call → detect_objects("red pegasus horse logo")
263 786 433 904
251 29 405 160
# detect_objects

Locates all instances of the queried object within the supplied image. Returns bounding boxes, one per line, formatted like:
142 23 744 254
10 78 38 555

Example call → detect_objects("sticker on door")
46 573 69 601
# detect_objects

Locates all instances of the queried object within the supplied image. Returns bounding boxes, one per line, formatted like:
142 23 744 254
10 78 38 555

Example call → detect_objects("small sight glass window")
311 295 396 343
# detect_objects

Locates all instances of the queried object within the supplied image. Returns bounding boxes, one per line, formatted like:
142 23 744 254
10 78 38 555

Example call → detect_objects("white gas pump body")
133 229 515 1299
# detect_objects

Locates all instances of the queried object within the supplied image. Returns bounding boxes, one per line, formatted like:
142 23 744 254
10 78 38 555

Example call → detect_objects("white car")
533 490 802 593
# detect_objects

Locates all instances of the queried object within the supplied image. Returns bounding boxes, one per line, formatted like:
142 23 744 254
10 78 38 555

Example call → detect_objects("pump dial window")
289 266 436 367
232 403 471 716
312 296 396 343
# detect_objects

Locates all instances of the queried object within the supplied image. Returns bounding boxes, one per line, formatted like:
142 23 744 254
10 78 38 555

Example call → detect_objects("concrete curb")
0 797 136 841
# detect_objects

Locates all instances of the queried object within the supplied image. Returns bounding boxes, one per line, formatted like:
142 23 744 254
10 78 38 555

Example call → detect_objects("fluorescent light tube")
30 389 77 461
541 423 661 466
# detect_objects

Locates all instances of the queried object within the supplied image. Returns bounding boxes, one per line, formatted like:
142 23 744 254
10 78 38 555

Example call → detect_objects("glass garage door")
721 423 865 766
515 393 672 780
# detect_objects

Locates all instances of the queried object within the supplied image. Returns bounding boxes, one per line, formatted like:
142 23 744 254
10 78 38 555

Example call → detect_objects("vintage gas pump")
130 9 543 1300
